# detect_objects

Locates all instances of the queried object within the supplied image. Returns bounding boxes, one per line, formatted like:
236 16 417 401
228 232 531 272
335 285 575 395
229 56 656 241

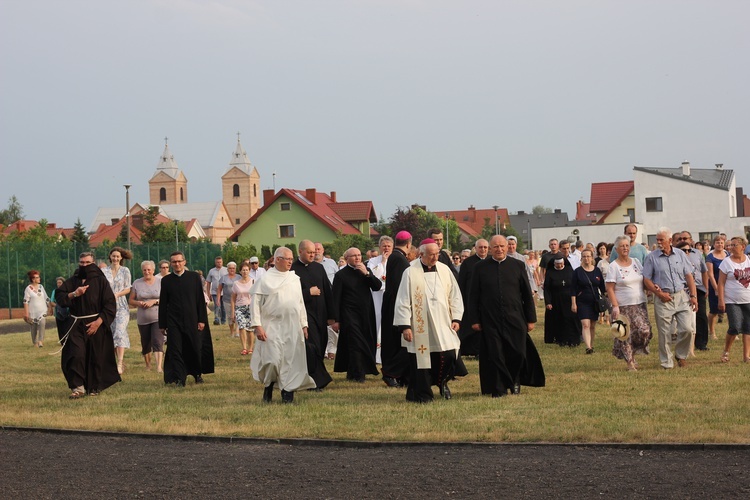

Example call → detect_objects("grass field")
1 303 748 444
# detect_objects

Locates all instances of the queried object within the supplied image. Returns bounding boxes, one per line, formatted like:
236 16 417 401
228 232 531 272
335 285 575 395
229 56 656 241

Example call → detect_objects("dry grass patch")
1 303 749 443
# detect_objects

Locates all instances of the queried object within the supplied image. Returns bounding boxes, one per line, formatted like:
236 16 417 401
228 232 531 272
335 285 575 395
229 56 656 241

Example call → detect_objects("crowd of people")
23 223 749 402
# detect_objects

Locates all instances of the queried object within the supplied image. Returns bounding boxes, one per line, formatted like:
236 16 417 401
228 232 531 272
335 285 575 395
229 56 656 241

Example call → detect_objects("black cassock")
55 264 120 393
290 259 333 389
332 265 382 380
380 247 411 381
469 257 545 396
457 254 484 356
543 259 581 346
159 270 215 385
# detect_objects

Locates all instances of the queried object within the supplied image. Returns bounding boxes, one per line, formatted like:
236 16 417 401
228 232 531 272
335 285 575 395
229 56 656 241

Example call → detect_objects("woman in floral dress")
103 246 132 374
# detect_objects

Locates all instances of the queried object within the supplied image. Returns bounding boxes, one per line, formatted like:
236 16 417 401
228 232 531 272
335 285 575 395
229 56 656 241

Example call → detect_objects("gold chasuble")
394 260 463 369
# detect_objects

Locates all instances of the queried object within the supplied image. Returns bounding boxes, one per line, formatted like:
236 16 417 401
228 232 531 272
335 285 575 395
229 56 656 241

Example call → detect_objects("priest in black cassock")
380 230 412 387
469 235 545 397
55 252 120 398
457 238 489 356
427 228 459 280
159 251 215 386
332 247 382 382
291 240 334 389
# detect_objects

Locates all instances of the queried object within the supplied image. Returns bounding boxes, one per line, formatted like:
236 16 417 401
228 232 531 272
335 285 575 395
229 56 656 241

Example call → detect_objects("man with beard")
380 231 412 387
469 235 545 397
55 252 120 399
332 247 382 382
159 251 215 386
291 240 334 390
395 239 463 402
457 238 489 356
251 247 316 403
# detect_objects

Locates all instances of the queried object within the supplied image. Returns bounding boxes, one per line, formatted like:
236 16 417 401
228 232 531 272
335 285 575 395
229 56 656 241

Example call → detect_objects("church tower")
221 133 261 227
149 139 188 205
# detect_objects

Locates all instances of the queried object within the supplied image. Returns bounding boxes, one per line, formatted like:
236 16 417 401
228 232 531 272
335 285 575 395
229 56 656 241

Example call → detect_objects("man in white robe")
366 235 393 364
250 247 315 403
394 239 463 403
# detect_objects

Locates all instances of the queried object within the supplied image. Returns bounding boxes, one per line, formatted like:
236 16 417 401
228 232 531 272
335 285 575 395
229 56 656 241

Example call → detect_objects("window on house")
180 187 184 201
160 188 167 202
645 197 662 212
699 232 718 243
253 184 257 197
235 218 240 225
627 209 635 222
279 224 295 238
280 202 291 211
233 184 240 197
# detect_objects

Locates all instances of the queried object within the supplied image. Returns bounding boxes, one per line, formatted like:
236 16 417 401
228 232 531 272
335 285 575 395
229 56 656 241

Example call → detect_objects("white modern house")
633 161 750 245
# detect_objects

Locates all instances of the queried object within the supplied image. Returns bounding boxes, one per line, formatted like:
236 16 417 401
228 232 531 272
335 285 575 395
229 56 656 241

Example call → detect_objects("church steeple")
149 137 188 205
228 132 255 175
221 132 260 227
156 137 181 179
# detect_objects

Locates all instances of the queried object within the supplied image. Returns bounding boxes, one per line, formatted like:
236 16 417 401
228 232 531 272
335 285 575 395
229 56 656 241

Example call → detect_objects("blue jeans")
211 294 225 324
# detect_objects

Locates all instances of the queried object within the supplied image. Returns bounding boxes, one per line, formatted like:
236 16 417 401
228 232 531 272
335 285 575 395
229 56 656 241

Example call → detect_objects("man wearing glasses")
248 256 266 282
55 252 119 399
158 251 215 386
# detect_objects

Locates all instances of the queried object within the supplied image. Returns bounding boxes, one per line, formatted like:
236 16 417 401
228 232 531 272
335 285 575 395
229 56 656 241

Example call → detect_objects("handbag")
583 269 609 313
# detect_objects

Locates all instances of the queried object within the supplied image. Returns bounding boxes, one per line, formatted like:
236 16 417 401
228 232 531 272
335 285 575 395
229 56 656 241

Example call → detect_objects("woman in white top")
717 236 750 363
23 270 51 348
605 236 653 371
217 262 241 339
596 242 611 325
231 261 255 356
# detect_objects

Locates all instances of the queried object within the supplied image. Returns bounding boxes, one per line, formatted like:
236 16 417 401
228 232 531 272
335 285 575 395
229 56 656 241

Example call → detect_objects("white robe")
367 255 387 364
394 260 463 368
249 268 315 392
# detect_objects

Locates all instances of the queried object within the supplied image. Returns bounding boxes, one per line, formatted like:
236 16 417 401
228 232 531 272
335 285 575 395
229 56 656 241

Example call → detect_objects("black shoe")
281 389 294 403
382 376 400 388
439 382 452 400
585 348 594 354
512 383 521 395
194 375 204 384
491 392 504 398
263 383 274 403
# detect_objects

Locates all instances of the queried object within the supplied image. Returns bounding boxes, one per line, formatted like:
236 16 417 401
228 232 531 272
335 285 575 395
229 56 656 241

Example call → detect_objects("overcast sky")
1 0 748 229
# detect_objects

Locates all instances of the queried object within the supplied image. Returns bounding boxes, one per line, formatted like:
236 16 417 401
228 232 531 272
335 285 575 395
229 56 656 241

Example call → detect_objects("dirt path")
2 429 748 499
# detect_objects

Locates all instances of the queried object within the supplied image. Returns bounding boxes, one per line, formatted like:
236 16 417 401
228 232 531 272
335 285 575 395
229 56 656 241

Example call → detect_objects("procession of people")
27 222 745 403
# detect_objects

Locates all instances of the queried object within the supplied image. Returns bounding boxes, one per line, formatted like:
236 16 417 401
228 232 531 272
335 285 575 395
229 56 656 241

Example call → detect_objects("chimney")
263 189 275 207
681 161 690 176
554 209 561 214
330 191 337 202
716 163 724 170
111 218 119 225
517 210 525 215
305 188 317 204
47 223 56 229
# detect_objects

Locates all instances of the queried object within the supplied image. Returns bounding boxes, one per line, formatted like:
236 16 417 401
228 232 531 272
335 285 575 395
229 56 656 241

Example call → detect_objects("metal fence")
2 240 221 315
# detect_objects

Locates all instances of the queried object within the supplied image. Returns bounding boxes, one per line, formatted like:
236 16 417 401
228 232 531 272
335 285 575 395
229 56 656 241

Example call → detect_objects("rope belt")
50 313 100 356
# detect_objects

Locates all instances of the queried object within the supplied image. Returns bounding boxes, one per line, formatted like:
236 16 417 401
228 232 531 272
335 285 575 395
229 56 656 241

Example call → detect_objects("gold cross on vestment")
418 344 427 354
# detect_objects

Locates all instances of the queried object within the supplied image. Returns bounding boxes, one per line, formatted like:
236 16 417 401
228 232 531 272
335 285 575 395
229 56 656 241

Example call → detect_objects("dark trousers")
695 290 709 349
406 351 456 403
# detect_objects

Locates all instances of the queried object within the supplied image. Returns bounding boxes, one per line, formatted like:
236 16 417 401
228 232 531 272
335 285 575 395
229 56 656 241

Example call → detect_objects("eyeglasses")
170 259 185 264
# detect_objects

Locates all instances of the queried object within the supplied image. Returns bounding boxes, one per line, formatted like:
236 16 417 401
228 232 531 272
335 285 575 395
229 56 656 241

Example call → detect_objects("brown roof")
2 220 76 239
88 218 143 247
330 201 377 222
434 207 510 236
589 181 634 213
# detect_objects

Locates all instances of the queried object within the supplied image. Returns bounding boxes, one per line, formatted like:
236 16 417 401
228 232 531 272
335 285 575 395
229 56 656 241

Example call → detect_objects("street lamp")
174 219 179 249
444 213 450 252
123 184 131 251
492 205 499 235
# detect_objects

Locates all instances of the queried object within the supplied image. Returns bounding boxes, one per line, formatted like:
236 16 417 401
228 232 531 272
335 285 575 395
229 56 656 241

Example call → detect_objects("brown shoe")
676 358 687 368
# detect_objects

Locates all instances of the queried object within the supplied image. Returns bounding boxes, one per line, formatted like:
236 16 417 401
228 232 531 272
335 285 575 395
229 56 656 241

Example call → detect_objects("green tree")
221 240 258 264
71 218 90 247
0 195 24 225
383 205 461 252
325 233 376 262
260 245 272 260
531 205 553 215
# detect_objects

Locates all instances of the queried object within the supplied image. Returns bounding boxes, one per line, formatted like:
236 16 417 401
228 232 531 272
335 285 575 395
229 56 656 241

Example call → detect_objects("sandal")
241 349 249 355
69 389 85 399
721 351 730 363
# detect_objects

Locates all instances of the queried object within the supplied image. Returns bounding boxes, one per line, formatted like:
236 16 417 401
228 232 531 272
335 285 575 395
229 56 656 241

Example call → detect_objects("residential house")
229 188 377 250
